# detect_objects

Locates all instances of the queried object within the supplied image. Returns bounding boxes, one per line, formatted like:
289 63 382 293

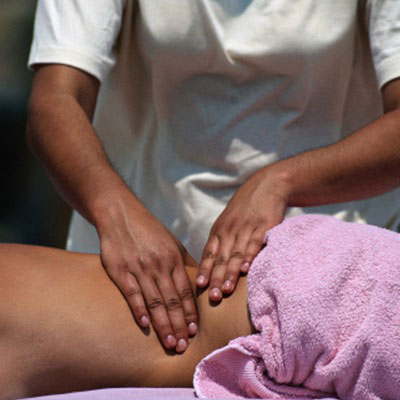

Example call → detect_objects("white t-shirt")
29 0 400 261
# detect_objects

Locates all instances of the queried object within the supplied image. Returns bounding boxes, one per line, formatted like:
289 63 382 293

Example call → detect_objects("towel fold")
193 215 400 399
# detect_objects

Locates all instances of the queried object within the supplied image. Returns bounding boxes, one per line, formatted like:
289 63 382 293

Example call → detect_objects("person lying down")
1 215 400 400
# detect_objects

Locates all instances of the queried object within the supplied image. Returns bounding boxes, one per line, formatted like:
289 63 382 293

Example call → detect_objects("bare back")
0 244 253 399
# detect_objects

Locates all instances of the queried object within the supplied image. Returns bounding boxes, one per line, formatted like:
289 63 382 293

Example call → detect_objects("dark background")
0 0 71 248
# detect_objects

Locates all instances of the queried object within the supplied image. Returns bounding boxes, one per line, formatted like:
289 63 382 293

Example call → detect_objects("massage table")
20 387 337 399
21 388 198 400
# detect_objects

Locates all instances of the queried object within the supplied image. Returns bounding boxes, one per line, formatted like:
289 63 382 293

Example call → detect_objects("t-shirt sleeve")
366 0 400 89
28 0 126 82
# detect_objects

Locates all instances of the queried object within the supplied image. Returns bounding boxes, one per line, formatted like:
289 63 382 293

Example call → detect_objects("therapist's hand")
96 193 198 353
197 168 289 302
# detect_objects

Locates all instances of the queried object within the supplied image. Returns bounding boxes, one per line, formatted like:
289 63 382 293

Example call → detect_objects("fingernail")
188 322 198 336
140 315 150 327
167 335 176 347
241 262 250 272
222 280 232 291
196 275 206 286
176 339 187 353
211 287 221 299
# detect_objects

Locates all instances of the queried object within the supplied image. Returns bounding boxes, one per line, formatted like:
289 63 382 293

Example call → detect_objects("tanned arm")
26 65 198 353
198 78 400 303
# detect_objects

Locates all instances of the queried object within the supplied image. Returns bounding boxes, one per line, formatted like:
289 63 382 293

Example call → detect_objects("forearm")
263 108 400 207
27 92 135 224
26 67 199 349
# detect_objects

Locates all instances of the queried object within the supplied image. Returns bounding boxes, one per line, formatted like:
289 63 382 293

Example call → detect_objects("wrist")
257 163 294 205
89 178 143 231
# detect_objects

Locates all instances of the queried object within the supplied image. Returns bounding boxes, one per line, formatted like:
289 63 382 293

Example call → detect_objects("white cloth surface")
29 0 400 260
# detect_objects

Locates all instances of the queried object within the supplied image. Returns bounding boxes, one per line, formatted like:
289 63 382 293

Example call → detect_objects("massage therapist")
26 0 400 353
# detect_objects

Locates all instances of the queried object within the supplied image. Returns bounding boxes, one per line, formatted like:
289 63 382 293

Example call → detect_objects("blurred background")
0 0 71 247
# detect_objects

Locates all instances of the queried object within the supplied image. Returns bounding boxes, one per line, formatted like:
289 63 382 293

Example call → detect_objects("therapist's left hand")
196 168 289 302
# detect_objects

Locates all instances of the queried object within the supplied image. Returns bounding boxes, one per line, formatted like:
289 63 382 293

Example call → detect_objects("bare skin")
27 64 400 339
27 65 198 352
0 243 253 400
197 78 400 301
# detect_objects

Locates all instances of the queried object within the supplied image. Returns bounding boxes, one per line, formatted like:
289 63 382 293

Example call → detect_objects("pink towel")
193 215 400 399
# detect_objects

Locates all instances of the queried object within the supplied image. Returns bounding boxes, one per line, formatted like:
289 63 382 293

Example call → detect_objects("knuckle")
142 249 163 263
203 249 216 261
184 310 197 322
124 286 141 299
217 225 231 235
100 240 112 254
151 249 168 263
245 249 261 261
158 323 172 337
142 252 160 266
227 218 240 231
104 255 125 271
215 225 229 237
210 279 223 288
215 254 229 266
133 306 148 317
249 237 264 248
100 250 113 266
178 287 194 301
147 251 180 274
210 222 222 234
253 216 266 226
151 263 164 275
165 297 182 311
198 267 211 279
213 227 225 239
230 250 244 261
136 256 151 270
166 248 180 264
224 272 237 281
147 297 165 310
106 263 129 280
141 257 163 275
241 219 252 230
173 326 187 336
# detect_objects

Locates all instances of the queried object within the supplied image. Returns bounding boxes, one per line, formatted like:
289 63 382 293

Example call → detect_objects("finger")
222 230 251 294
155 271 189 353
137 273 177 351
209 235 235 302
116 271 151 328
242 228 266 272
197 235 219 288
172 265 198 337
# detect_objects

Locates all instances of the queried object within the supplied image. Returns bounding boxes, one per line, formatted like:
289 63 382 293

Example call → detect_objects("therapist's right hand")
95 192 198 354
27 64 197 353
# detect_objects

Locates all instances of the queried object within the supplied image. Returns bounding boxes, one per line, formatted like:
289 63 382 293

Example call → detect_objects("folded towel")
193 215 400 399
